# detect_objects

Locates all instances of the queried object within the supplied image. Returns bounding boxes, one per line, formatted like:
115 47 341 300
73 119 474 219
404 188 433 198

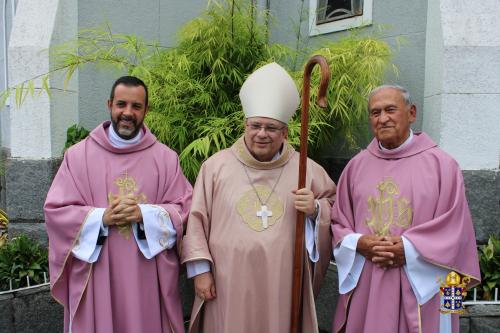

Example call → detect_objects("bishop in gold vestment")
182 63 336 333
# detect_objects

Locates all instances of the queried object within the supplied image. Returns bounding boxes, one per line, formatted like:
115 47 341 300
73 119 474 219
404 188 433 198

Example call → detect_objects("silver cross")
256 205 273 229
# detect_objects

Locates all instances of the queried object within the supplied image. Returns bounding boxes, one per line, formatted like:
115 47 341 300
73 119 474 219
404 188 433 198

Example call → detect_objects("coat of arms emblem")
439 271 470 314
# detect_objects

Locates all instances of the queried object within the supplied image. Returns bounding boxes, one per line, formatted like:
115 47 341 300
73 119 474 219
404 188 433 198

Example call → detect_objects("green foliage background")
0 235 48 290
63 124 91 153
2 0 395 182
477 234 500 300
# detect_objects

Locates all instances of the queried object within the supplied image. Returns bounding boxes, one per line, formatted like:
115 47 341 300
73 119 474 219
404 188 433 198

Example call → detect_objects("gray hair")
368 85 412 108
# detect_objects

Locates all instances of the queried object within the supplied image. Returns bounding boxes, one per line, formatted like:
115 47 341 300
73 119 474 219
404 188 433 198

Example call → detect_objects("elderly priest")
331 85 480 333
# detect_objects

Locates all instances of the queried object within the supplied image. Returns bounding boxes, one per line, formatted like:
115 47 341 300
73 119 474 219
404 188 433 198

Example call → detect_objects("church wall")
4 0 77 242
267 0 428 140
0 0 16 151
423 0 499 246
7 0 78 159
423 0 500 170
76 0 207 133
2 2 498 331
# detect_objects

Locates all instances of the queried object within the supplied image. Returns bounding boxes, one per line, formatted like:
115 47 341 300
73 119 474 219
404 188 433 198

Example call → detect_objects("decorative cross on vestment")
256 205 273 229
108 170 148 239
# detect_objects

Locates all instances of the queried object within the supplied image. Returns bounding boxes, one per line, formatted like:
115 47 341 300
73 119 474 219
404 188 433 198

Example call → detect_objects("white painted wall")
76 0 207 133
0 0 16 150
8 0 78 159
423 0 500 170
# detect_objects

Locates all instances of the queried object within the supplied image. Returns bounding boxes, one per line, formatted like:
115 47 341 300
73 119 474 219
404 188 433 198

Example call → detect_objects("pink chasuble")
44 121 192 333
331 132 480 333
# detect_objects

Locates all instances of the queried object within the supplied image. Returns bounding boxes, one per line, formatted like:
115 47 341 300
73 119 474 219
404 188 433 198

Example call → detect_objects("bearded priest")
44 76 192 333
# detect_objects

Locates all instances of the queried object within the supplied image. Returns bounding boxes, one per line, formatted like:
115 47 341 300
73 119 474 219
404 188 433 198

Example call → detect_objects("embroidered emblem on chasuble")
365 177 412 236
236 185 284 232
107 171 148 239
152 205 171 248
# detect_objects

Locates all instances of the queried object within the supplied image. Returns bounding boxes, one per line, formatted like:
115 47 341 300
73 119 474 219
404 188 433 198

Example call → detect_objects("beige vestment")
182 137 336 333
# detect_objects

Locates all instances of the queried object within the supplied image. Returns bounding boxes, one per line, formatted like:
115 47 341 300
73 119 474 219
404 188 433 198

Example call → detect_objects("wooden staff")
290 55 330 333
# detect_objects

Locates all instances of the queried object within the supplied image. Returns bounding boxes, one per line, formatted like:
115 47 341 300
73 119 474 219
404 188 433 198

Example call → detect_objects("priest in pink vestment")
331 85 481 333
181 63 337 332
44 76 192 333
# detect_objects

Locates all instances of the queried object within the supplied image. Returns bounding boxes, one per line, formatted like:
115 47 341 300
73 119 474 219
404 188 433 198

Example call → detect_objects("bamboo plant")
0 0 395 182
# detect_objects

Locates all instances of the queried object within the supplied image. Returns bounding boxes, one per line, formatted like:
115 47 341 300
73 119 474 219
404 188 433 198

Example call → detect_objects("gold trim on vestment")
231 136 295 170
416 257 481 288
418 304 422 333
171 205 184 255
51 207 95 307
236 185 284 232
70 263 94 329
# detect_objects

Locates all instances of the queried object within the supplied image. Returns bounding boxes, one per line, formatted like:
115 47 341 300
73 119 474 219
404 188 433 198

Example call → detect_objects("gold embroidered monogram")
108 171 148 239
365 177 412 236
236 185 284 232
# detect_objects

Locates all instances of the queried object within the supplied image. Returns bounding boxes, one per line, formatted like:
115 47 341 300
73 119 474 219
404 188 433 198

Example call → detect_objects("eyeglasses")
246 122 286 134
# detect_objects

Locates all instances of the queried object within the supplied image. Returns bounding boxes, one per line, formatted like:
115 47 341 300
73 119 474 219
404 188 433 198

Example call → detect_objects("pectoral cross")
256 205 272 229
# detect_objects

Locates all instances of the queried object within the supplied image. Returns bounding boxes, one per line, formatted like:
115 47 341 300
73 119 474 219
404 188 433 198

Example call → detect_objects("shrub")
477 234 500 300
0 235 48 290
64 124 90 152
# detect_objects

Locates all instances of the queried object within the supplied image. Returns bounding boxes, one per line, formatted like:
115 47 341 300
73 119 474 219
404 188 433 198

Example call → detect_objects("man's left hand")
372 235 406 269
111 194 143 225
292 188 316 217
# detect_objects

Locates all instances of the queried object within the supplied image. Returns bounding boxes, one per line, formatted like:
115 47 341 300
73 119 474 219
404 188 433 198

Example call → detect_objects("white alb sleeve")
402 236 450 304
72 208 107 263
402 236 452 333
305 200 321 262
333 233 365 294
186 260 211 278
134 204 177 259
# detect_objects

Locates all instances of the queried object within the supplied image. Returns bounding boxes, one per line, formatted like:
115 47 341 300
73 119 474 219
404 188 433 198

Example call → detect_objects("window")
309 0 373 36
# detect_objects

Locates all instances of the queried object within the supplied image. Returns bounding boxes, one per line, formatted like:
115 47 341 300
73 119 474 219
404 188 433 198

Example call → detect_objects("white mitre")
239 62 300 124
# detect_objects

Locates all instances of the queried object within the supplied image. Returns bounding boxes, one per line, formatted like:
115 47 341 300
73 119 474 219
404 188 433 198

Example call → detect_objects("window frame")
308 0 373 36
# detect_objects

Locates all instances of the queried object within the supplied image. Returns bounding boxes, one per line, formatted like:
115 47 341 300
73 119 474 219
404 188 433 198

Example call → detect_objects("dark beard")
111 115 142 140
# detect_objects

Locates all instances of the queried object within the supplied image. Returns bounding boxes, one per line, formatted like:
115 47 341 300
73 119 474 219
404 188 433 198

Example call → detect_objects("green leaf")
0 0 396 185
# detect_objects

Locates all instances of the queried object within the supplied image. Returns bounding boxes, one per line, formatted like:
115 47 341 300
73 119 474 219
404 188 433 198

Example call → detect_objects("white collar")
379 129 414 152
108 124 143 148
271 144 286 161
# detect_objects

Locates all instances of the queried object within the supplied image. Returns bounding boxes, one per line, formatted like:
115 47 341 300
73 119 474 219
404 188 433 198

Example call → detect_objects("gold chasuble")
182 137 336 333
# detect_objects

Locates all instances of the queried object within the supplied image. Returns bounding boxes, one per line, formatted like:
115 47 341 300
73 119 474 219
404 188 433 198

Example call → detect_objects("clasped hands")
103 194 143 226
357 235 406 269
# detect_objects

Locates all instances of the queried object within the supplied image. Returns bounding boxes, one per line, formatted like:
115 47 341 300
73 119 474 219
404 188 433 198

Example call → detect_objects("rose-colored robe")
44 121 192 333
181 137 336 333
331 132 481 333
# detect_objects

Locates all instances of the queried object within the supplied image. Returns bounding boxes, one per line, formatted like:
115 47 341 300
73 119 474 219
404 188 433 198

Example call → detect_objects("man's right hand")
194 271 216 301
103 195 142 226
103 197 121 226
357 235 395 268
